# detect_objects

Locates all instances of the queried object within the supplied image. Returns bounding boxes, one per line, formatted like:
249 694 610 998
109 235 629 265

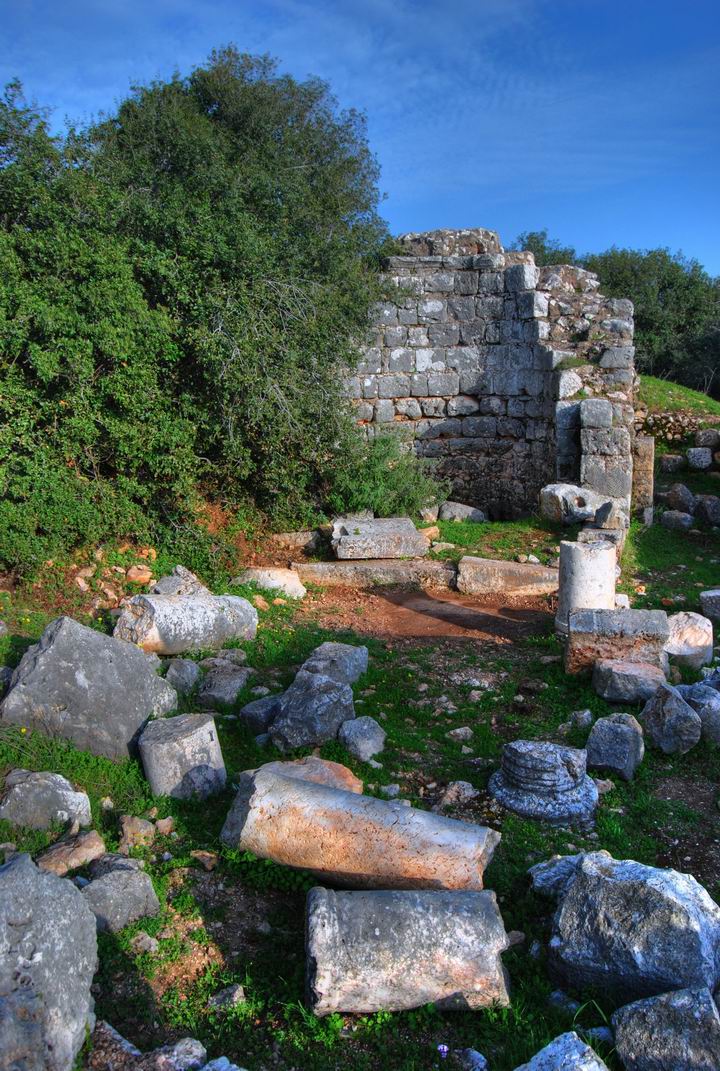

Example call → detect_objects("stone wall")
347 228 636 518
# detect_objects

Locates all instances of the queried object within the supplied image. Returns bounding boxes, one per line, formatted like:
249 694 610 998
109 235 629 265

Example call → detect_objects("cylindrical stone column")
555 540 616 636
306 887 510 1015
220 768 499 890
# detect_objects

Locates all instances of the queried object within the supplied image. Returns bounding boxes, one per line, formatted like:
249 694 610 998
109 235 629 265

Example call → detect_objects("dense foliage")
0 51 441 575
512 229 720 396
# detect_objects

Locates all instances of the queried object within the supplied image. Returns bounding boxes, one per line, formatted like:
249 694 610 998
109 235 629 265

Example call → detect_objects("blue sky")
3 0 720 272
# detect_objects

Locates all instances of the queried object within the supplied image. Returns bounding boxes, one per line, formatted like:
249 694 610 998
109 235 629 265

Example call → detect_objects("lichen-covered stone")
269 670 355 752
0 769 91 831
114 594 258 654
332 517 429 559
586 713 644 781
612 987 720 1071
301 641 369 684
513 1032 609 1071
139 713 226 799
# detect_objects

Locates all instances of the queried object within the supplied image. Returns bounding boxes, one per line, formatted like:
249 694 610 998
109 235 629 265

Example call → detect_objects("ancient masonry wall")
346 228 637 518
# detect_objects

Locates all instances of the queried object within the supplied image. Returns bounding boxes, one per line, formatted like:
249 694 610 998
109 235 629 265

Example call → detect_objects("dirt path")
298 585 552 643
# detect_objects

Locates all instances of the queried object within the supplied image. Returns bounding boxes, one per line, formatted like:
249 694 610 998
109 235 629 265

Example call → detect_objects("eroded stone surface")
439 502 486 522
640 683 702 754
269 670 355 752
0 769 91 831
231 568 307 599
586 713 644 781
488 741 598 826
257 756 362 794
338 716 386 761
565 609 669 675
139 713 226 799
665 611 714 669
612 987 720 1071
332 517 429 560
82 864 160 933
150 565 210 597
114 595 257 655
592 659 665 703
457 556 558 597
301 641 369 684
513 1032 609 1071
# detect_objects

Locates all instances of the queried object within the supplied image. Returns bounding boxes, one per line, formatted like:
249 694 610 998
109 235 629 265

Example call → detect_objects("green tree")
510 228 577 266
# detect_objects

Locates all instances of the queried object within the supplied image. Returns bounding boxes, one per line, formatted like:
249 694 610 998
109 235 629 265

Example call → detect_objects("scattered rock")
0 853 97 1071
151 565 211 597
658 454 685 473
548 852 720 999
586 713 644 781
155 816 174 835
139 712 226 799
252 594 269 611
208 984 246 1010
126 564 154 585
640 683 702 754
488 741 598 826
660 510 693 531
696 494 720 526
301 641 369 684
36 828 106 876
570 709 594 730
130 931 159 955
165 658 202 697
565 609 669 675
529 852 607 900
197 663 253 708
682 684 720 744
114 594 258 654
0 769 91 831
453 1049 489 1071
666 483 697 513
438 501 486 523
82 863 160 933
154 1037 207 1069
700 589 720 622
446 726 473 742
119 815 155 854
238 694 281 734
514 1031 609 1070
231 567 307 598
435 781 480 808
190 849 219 871
338 716 386 761
269 669 355 752
539 483 611 525
687 447 713 471
0 616 177 759
665 611 714 669
612 986 720 1071
592 659 665 703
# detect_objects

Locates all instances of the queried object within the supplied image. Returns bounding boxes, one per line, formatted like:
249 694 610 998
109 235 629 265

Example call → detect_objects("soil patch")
653 776 720 892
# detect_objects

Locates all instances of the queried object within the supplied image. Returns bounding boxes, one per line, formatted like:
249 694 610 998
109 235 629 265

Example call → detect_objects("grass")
638 374 720 419
423 515 578 567
1 523 720 1069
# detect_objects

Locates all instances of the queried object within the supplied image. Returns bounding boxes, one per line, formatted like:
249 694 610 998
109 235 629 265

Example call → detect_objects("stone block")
592 660 666 703
640 683 701 755
427 370 460 396
447 394 480 416
291 559 457 589
302 641 369 684
661 509 693 531
378 373 411 398
139 712 226 799
539 484 610 525
165 658 201 697
457 556 558 597
580 398 613 428
700 589 720 622
565 609 670 675
613 987 720 1071
504 263 539 291
270 670 355 752
114 594 258 655
332 517 429 559
374 398 395 421
688 447 713 471
0 769 91 831
306 888 510 1015
632 435 655 514
439 502 486 522
586 713 644 781
338 716 386 761
515 1033 609 1071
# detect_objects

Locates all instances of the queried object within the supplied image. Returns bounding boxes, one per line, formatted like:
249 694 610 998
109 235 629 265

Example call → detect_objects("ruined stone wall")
347 228 636 518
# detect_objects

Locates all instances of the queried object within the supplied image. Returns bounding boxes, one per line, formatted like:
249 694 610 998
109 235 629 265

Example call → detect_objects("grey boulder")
114 594 257 655
548 852 720 1000
438 501 486 523
683 684 720 744
640 683 702 754
0 769 91 830
612 987 720 1071
586 713 644 781
0 853 97 1071
514 1032 609 1070
660 510 693 531
0 617 176 759
269 670 355 752
82 860 160 933
696 494 720 527
301 641 369 684
139 713 226 799
338 716 386 761
665 483 697 514
197 663 253 708
165 658 202 697
238 694 281 734
150 565 211 597
591 659 665 703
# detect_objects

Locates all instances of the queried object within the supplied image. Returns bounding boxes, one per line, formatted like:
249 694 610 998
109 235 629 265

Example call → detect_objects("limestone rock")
682 684 720 744
438 501 486 522
687 447 713 471
197 663 253 708
640 683 702 754
666 483 697 514
238 694 281 734
165 658 201 697
118 815 155 854
150 565 211 597
220 768 499 890
0 769 91 831
612 987 720 1071
301 641 369 684
306 888 510 1014
0 617 177 759
592 659 665 703
114 594 257 654
331 517 429 559
488 741 598 826
82 863 160 933
0 990 46 1071
338 716 386 761
696 494 720 526
0 853 97 1071
539 484 610 525
293 558 456 588
700 589 720 622
565 609 669 675
529 852 612 900
231 568 307 599
665 611 714 669
139 713 226 799
36 829 106 876
586 713 644 781
660 509 693 531
548 852 720 999
457 556 558 597
269 670 355 752
257 756 362 794
513 1032 609 1071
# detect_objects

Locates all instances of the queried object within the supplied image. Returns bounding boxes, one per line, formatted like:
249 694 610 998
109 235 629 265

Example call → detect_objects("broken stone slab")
301 641 369 684
640 683 702 754
114 594 258 655
457 556 558 597
0 853 98 1071
660 509 694 531
220 768 500 889
438 501 486 522
586 713 644 781
0 769 91 830
139 713 226 799
548 852 720 999
514 1032 609 1071
231 568 307 599
270 529 322 553
150 565 211 597
664 611 714 669
197 663 253 708
292 558 457 588
591 659 666 703
0 616 177 759
565 609 670 675
306 887 509 1015
269 670 355 752
238 694 280 734
82 864 160 933
612 987 720 1071
257 756 362 793
488 741 598 826
700 589 720 622
555 540 616 636
165 658 201 697
331 517 430 560
338 716 386 761
539 483 611 525
37 829 106 876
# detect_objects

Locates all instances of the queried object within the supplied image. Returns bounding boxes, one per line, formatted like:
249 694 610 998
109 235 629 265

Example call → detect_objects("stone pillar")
632 435 655 524
555 540 616 636
306 887 510 1015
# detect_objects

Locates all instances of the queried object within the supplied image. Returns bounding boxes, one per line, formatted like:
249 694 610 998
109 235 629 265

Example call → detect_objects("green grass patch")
638 375 720 419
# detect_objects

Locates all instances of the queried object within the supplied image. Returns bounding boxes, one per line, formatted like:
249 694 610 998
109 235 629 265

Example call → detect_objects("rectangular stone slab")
566 609 669 674
306 887 510 1015
457 555 558 596
332 518 430 560
292 559 457 588
220 768 499 890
